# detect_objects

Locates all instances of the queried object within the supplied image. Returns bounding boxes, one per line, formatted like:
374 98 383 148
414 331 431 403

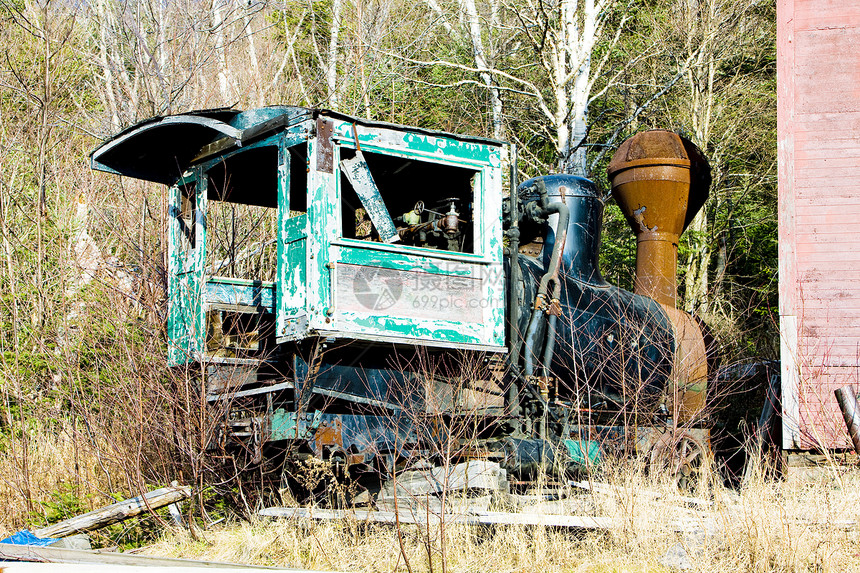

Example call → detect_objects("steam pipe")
835 385 860 456
507 146 522 418
537 200 568 375
523 307 543 379
523 198 569 380
540 312 558 381
540 270 564 381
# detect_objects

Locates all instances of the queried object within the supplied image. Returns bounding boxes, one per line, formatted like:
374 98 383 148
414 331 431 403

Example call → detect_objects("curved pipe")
523 306 543 378
540 288 560 380
523 200 569 379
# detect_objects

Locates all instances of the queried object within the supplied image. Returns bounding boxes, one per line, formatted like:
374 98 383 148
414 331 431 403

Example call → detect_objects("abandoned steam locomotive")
91 106 711 485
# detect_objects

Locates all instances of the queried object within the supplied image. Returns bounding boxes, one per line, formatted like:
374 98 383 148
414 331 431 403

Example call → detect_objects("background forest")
0 0 775 534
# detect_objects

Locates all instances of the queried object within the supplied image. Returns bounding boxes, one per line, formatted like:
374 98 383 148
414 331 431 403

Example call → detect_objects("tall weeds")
145 455 860 572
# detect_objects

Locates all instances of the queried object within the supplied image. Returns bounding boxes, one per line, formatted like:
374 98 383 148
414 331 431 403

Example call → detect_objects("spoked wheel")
649 430 708 492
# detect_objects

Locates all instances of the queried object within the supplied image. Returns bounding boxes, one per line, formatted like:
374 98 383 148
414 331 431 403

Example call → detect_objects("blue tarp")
0 530 58 546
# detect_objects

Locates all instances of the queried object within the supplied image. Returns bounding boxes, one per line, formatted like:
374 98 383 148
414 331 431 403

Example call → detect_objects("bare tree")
396 0 642 175
648 0 773 317
423 0 505 138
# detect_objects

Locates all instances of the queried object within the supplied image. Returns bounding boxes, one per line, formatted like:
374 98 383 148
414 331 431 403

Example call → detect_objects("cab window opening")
178 181 196 253
203 144 307 282
338 148 478 253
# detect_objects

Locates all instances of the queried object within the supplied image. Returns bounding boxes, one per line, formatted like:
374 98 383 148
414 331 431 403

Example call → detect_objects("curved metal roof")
90 106 507 185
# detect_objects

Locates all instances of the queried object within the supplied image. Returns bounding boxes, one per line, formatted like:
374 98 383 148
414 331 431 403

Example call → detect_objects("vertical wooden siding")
779 0 860 449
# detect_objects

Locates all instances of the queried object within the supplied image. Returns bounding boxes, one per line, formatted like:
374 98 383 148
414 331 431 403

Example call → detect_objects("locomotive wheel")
649 430 708 492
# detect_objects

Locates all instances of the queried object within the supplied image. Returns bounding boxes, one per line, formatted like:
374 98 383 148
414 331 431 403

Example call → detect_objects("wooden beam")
33 485 192 539
569 480 713 508
259 506 614 529
0 545 288 569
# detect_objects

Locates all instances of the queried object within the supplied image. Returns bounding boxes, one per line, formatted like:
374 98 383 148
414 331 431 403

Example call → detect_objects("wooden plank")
790 249 860 262
568 481 712 508
794 218 860 231
794 265 860 276
0 566 262 573
207 381 295 401
340 151 400 244
795 8 860 29
259 506 614 530
795 156 860 170
790 298 860 311
777 0 801 449
0 545 293 570
795 237 860 249
33 486 191 539
792 278 860 289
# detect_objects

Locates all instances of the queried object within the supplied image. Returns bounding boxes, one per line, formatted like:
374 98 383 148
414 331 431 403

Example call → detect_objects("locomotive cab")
92 107 509 370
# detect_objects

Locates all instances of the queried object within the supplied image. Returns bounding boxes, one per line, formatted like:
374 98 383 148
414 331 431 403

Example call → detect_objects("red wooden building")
778 0 860 450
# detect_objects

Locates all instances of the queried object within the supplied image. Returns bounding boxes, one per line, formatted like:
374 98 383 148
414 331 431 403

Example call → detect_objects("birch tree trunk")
355 0 371 117
561 0 599 175
244 10 263 106
213 0 230 103
326 0 343 109
681 0 720 315
95 0 120 131
423 0 504 139
156 0 171 112
461 0 503 138
513 0 612 174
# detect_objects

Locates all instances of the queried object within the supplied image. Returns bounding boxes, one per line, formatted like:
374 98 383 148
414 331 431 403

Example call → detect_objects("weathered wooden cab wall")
91 107 509 367
302 115 507 352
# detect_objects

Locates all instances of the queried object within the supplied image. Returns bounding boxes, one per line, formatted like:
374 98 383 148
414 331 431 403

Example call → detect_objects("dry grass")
141 458 860 573
0 427 119 534
2 431 857 571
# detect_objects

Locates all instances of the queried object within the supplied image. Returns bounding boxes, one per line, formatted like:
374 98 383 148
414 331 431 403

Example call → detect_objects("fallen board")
259 507 614 529
0 564 283 573
569 480 714 508
0 544 334 571
34 485 192 538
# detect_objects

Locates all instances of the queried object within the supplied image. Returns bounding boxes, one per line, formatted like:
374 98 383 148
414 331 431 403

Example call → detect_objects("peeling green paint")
332 121 496 165
335 244 478 275
270 408 323 441
164 111 511 355
339 312 484 343
563 439 602 466
167 168 206 366
204 279 275 310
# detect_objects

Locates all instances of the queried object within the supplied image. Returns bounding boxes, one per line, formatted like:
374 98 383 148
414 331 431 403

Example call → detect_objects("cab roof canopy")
90 106 505 186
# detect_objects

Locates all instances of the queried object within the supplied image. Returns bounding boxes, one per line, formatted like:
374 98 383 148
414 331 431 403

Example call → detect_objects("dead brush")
142 453 860 572
0 424 119 535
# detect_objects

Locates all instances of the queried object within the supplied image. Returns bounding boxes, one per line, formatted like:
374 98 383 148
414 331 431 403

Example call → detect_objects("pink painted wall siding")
779 0 860 449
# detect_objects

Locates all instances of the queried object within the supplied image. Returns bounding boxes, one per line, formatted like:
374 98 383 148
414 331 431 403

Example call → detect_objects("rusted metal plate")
315 117 333 173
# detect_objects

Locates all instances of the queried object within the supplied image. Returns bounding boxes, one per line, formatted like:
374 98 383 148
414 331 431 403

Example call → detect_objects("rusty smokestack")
607 130 711 308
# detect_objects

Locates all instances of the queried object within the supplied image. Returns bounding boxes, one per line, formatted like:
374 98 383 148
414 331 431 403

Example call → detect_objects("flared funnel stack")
607 130 711 307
